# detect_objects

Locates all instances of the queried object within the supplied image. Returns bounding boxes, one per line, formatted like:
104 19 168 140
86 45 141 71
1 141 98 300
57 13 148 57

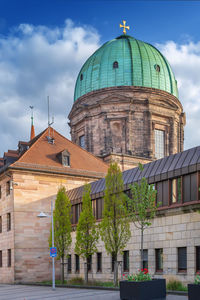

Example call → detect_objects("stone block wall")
67 211 200 284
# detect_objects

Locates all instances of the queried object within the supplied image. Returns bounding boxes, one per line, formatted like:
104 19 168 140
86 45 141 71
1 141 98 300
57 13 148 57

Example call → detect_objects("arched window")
80 74 83 81
113 61 118 69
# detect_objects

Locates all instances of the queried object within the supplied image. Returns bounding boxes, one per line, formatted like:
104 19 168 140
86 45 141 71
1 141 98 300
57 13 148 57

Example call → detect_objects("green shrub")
167 279 187 291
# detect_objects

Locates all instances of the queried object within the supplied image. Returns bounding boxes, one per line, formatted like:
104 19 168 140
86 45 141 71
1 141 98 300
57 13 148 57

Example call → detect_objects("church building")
69 31 185 170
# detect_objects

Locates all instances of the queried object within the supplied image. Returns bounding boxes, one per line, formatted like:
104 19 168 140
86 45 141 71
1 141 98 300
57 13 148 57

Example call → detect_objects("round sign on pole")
50 247 57 258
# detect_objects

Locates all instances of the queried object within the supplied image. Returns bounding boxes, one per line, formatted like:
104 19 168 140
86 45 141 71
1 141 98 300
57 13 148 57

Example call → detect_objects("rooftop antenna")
47 96 55 144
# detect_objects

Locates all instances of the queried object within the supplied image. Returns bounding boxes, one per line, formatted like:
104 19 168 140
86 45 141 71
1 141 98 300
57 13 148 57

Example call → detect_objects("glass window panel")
7 249 11 267
178 247 187 272
171 179 177 203
75 254 80 273
123 251 129 272
155 129 165 159
141 249 148 269
0 251 2 267
79 135 85 149
155 249 163 272
97 252 102 272
196 246 200 272
67 255 71 273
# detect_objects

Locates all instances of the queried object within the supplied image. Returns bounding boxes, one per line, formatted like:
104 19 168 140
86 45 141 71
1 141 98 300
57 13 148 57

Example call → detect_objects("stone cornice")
6 162 106 180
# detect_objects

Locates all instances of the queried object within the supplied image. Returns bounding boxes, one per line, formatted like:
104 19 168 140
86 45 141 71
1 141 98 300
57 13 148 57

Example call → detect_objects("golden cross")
119 20 130 35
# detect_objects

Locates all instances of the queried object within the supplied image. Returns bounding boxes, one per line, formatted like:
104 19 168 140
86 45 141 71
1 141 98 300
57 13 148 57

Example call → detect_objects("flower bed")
188 273 200 300
120 269 166 300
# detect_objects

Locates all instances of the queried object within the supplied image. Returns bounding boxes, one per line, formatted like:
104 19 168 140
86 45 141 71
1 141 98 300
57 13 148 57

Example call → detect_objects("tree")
100 162 131 286
49 186 72 283
127 163 158 270
75 184 99 284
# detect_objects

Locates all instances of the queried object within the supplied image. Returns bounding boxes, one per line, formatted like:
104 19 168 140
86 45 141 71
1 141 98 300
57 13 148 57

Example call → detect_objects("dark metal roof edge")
67 146 200 201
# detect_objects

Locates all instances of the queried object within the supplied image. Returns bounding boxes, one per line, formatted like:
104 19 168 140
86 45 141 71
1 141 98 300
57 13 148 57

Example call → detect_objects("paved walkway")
0 284 188 300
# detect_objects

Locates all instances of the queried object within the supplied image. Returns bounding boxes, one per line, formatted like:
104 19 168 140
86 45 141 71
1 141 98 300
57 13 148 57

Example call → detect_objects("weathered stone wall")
69 86 185 169
68 210 200 284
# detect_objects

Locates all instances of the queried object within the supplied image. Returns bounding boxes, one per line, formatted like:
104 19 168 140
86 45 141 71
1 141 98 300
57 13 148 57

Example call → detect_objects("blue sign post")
50 247 57 258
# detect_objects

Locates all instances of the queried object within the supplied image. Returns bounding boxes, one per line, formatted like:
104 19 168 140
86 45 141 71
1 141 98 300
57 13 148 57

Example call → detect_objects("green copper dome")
74 35 178 101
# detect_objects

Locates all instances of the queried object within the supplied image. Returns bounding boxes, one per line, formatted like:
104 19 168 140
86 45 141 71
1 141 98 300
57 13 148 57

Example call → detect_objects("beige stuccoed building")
0 127 108 283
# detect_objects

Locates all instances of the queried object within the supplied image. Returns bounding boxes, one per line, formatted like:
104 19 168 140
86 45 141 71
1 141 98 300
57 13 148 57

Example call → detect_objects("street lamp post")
37 199 55 291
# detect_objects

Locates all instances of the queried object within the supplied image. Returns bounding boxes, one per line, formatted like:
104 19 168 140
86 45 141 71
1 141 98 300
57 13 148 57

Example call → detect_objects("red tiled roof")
12 127 108 174
4 151 19 158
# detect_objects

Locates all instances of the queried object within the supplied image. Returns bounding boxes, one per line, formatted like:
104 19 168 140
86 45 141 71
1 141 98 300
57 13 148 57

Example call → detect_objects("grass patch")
39 277 116 287
167 279 187 291
40 279 67 285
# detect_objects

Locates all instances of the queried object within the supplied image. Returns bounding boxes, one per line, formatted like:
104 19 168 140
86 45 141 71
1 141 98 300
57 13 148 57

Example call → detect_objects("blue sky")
0 0 200 156
1 0 200 44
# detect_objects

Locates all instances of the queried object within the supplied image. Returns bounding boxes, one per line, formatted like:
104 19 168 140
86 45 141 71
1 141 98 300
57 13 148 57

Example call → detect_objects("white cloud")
0 21 199 157
0 19 100 156
157 40 200 150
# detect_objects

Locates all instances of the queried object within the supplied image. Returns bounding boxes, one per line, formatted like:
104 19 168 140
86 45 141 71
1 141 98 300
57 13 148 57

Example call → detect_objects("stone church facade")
69 34 186 170
69 86 185 170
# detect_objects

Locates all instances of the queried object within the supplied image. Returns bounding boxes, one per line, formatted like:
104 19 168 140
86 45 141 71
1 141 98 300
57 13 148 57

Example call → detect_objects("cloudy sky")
0 0 200 156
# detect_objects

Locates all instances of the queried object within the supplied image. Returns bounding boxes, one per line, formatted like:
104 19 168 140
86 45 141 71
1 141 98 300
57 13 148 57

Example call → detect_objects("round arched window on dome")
154 64 160 72
80 74 83 81
113 61 118 69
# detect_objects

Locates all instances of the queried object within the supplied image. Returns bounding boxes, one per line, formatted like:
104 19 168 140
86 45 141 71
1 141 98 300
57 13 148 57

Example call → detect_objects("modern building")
67 146 200 283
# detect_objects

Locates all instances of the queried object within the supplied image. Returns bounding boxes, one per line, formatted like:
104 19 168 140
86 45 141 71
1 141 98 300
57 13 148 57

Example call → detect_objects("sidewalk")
0 284 188 300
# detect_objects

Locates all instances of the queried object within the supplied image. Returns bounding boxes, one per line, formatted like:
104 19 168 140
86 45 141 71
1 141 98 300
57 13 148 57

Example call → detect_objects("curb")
19 282 188 295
